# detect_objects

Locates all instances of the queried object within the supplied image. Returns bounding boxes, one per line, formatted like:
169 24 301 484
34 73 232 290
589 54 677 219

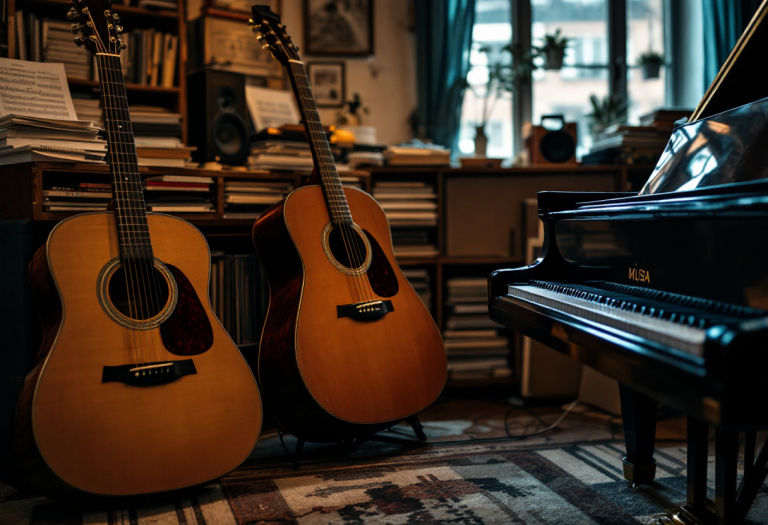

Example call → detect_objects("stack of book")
444 277 511 381
384 145 451 166
372 181 438 258
223 180 294 219
43 181 112 213
72 97 103 128
248 137 314 172
116 29 179 88
131 106 183 139
0 116 107 165
209 252 266 347
142 175 215 213
14 15 92 77
402 268 432 314
582 108 693 166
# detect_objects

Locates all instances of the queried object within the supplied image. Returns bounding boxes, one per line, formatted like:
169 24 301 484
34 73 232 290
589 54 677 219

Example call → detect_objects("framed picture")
304 0 374 56
307 62 346 107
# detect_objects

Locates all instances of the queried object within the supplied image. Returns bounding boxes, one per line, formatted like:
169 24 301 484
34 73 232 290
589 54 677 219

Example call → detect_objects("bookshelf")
3 0 189 143
366 164 653 387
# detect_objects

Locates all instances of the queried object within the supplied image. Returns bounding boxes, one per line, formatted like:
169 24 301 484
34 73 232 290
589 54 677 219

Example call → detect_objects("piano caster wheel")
657 506 705 525
627 482 639 490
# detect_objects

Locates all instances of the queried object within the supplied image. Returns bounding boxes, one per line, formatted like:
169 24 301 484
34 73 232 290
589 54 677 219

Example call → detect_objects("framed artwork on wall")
303 0 374 56
307 61 346 107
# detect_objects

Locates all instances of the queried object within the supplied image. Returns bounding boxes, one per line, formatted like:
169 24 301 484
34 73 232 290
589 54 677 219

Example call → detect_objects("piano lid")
640 0 768 195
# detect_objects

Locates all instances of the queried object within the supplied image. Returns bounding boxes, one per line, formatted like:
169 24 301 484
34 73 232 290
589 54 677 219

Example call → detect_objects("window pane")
458 0 513 159
532 0 609 157
627 0 666 123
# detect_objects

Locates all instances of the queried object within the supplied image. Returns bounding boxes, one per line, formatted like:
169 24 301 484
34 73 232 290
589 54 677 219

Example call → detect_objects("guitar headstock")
249 5 300 65
68 0 125 56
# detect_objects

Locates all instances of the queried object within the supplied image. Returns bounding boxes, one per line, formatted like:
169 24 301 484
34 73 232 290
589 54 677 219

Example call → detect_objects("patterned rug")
2 403 767 524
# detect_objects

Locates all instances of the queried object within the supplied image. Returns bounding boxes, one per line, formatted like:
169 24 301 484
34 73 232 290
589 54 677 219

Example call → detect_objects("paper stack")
43 181 111 213
444 277 511 381
223 180 294 219
72 97 103 128
248 133 315 171
142 175 215 213
372 181 438 258
0 116 107 165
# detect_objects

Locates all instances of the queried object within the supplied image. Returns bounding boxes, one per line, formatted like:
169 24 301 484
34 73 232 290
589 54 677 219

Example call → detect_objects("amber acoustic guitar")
14 0 262 500
249 6 446 444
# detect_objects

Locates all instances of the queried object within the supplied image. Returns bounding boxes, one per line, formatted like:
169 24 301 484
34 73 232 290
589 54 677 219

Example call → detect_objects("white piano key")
507 284 706 357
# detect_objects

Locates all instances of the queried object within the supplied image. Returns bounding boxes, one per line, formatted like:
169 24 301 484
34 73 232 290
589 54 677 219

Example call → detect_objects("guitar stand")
292 438 304 470
406 415 428 441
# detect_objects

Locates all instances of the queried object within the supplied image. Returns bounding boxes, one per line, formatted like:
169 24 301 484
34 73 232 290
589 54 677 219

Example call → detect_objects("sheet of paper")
245 86 300 131
0 58 78 120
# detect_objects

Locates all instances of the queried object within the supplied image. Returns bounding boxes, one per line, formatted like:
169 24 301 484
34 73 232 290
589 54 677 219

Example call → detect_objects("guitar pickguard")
160 264 214 355
364 231 399 298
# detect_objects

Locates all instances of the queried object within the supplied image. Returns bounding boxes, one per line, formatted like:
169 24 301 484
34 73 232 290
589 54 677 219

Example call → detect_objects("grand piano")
489 4 768 524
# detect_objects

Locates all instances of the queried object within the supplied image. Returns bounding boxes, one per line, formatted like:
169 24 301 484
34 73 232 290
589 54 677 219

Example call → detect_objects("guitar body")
254 186 446 442
15 212 262 499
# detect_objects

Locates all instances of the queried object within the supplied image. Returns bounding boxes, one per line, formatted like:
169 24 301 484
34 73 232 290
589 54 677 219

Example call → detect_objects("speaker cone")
212 113 248 165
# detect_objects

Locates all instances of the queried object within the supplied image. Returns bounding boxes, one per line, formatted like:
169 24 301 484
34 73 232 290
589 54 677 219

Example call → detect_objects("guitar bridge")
337 300 394 321
102 359 197 386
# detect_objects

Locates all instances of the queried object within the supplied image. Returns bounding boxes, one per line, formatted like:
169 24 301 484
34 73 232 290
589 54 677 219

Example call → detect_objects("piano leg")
619 383 658 486
686 417 709 515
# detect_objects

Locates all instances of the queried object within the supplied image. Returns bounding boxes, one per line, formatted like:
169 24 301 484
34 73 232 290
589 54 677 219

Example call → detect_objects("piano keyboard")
508 281 728 357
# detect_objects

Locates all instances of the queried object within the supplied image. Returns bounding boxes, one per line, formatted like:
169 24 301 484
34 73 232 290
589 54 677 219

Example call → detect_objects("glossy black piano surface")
488 96 768 525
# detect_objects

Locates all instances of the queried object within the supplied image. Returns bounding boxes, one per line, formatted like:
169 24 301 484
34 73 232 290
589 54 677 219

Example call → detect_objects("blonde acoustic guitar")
14 0 262 500
249 6 446 444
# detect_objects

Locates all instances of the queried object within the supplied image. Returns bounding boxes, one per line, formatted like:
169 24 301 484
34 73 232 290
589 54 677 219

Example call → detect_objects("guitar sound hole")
108 262 171 321
328 225 369 271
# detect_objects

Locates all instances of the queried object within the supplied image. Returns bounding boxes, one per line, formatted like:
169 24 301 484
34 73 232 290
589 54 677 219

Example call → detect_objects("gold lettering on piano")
628 268 651 283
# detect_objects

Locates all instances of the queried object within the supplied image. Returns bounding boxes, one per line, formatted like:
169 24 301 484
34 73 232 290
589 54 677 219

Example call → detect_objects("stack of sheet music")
209 252 267 347
444 277 511 381
43 181 111 213
384 144 451 166
402 268 433 315
372 181 438 258
142 175 215 213
248 135 315 171
0 116 107 165
72 97 103 128
223 180 294 219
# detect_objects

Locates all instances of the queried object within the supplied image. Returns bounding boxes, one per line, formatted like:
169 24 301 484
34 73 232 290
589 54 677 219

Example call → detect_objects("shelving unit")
367 164 654 387
3 0 189 143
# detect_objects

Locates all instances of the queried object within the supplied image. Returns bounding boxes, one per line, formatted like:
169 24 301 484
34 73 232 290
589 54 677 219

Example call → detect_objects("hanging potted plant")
586 94 627 140
537 29 569 70
638 51 665 80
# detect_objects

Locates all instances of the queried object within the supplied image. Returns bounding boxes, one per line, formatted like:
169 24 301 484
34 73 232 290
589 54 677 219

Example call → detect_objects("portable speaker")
187 70 253 166
523 115 578 165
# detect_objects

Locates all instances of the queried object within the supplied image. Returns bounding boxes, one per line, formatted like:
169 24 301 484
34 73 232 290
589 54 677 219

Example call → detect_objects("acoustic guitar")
14 0 262 500
249 6 446 443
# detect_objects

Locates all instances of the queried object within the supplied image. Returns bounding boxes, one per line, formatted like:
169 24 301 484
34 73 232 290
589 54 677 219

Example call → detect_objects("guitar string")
291 63 377 302
292 62 375 302
91 26 147 366
290 61 367 302
103 51 164 366
107 51 171 365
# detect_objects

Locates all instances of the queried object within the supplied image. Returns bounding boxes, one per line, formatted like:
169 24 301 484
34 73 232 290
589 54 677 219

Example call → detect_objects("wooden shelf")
67 77 181 94
24 0 180 20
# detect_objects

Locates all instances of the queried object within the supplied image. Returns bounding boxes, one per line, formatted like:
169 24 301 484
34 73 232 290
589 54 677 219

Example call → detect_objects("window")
459 0 671 161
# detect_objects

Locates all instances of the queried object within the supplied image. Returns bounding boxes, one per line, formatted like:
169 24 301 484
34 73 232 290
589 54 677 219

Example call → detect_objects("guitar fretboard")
96 53 153 261
287 61 352 225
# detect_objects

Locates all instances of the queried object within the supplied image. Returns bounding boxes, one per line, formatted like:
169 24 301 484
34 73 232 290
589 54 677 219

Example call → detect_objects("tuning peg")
256 35 264 42
262 44 270 50
119 40 127 50
67 8 79 21
74 37 84 47
248 18 255 27
70 23 80 34
113 13 120 21
117 25 124 34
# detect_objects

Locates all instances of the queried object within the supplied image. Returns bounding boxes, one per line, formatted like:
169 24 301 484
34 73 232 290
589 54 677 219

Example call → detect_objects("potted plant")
537 29 569 70
464 43 534 155
638 51 665 80
586 94 627 139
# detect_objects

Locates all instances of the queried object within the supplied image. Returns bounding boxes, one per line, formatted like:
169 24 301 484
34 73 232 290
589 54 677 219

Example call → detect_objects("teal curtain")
702 0 761 90
414 0 476 150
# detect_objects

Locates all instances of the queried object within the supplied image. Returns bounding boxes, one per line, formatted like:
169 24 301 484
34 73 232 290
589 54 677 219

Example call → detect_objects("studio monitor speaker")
187 70 252 166
523 115 577 165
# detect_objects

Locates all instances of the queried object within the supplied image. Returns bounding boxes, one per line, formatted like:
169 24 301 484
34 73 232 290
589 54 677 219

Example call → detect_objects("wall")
267 0 418 145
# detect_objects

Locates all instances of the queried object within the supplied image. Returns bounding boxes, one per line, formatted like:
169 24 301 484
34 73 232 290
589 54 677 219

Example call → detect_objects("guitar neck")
96 53 153 261
285 60 352 225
